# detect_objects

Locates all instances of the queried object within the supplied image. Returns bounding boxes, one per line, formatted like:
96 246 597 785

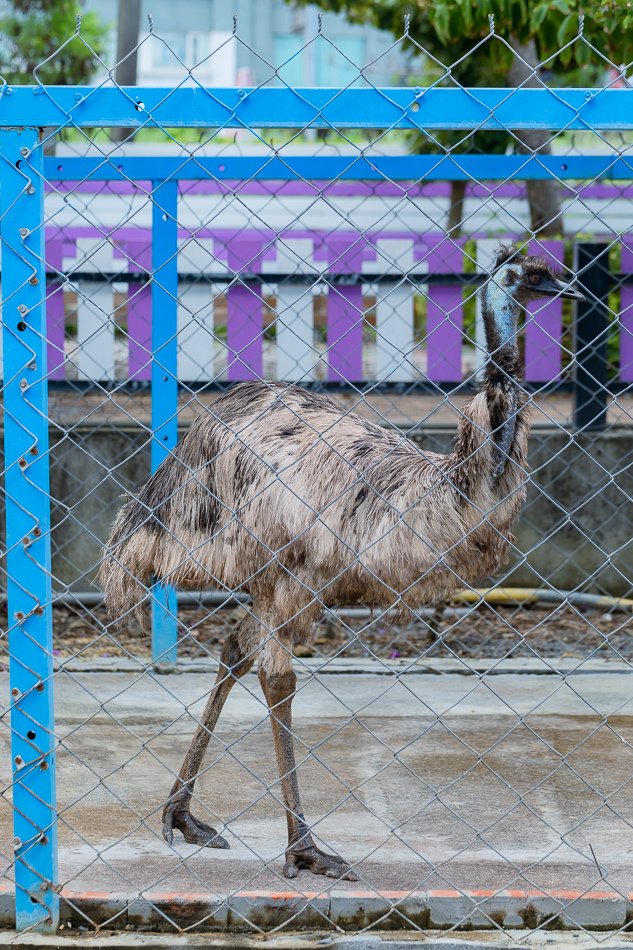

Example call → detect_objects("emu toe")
283 845 358 881
163 805 229 849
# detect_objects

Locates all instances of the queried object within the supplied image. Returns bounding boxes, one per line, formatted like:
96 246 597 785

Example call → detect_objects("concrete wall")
25 424 630 598
415 428 633 597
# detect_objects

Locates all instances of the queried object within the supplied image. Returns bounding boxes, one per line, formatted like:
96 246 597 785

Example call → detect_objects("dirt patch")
1 600 629 666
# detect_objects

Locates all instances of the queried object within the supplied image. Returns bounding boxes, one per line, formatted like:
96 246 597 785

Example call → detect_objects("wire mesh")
1 13 633 941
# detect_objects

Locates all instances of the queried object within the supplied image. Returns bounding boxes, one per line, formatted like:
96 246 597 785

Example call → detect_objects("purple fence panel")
127 283 152 380
317 234 375 383
424 237 465 383
620 239 633 383
525 240 565 383
46 238 67 381
122 240 152 381
217 238 270 381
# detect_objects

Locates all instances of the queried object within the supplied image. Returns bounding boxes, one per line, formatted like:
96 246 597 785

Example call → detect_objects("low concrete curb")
4 931 633 950
1 886 632 935
52 656 633 676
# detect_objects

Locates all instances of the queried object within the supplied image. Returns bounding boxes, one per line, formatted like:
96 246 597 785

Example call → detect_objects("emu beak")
538 276 585 301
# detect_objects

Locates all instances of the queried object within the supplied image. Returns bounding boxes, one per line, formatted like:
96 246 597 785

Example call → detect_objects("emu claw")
162 803 229 849
283 845 357 881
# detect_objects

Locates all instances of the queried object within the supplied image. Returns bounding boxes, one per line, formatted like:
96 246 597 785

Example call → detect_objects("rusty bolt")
29 275 39 286
19 378 27 390
39 834 48 845
33 526 41 537
14 611 25 621
17 304 28 314
40 881 49 891
11 687 20 698
30 445 38 455
40 760 48 771
14 755 24 768
34 605 44 616
13 837 22 849
26 184 35 195
18 458 27 469
36 680 44 691
19 227 29 238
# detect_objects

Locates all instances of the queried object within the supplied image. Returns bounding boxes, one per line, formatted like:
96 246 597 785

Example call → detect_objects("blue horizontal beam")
2 86 633 130
46 154 633 182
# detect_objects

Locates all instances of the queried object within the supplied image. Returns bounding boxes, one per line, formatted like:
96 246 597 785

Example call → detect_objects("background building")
86 0 414 87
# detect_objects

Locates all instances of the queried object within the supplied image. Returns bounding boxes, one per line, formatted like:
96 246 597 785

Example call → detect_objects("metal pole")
0 128 58 931
150 180 179 669
111 0 142 144
573 242 609 432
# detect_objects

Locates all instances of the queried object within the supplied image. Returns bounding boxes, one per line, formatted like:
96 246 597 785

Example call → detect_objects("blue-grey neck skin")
480 262 522 480
480 264 521 352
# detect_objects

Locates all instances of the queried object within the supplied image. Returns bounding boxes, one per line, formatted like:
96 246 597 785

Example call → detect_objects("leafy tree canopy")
294 0 632 76
0 0 107 85
290 0 631 158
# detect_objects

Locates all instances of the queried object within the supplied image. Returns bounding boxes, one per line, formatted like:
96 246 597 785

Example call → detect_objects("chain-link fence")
1 15 633 941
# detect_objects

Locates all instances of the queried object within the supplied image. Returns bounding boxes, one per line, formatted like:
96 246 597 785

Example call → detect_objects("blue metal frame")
46 154 633 182
1 83 633 935
1 129 58 931
150 180 179 669
0 86 631 129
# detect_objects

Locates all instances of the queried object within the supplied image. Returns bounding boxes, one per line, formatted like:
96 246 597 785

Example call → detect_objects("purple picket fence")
621 239 633 383
425 237 465 383
37 226 626 387
524 240 565 383
123 239 152 381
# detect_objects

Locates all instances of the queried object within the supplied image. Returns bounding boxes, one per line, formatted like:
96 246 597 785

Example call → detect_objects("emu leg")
259 665 358 881
162 620 257 848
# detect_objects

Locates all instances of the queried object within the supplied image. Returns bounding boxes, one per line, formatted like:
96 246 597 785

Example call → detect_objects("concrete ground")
2 659 633 921
5 931 633 950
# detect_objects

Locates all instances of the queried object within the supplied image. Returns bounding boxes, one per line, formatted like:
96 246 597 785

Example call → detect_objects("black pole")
573 242 609 432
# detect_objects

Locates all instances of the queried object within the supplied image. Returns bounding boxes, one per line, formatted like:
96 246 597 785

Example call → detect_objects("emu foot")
162 801 229 849
284 844 358 881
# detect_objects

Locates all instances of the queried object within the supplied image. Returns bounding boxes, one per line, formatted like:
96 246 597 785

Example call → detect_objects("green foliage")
0 0 107 85
292 0 632 68
290 0 629 162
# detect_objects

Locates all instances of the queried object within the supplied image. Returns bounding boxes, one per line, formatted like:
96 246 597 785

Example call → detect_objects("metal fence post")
0 129 58 930
150 180 179 668
573 242 609 432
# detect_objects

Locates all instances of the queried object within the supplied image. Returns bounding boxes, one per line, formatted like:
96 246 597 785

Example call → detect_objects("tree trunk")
507 38 563 237
112 0 142 144
447 179 467 237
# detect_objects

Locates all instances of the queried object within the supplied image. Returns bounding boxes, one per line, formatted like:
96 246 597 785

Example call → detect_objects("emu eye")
528 272 541 285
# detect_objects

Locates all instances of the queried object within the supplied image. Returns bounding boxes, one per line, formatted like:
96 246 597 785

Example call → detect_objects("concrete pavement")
2 659 633 931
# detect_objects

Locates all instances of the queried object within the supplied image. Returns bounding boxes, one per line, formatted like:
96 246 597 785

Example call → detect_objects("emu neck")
480 279 521 382
480 277 522 479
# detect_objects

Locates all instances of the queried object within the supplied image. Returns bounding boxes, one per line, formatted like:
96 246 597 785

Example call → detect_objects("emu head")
482 243 585 352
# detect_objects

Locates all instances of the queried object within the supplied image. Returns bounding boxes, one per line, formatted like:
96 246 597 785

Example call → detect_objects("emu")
101 244 583 881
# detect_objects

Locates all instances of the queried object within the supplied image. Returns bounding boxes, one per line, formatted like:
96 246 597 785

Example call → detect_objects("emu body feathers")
100 379 529 640
97 243 584 877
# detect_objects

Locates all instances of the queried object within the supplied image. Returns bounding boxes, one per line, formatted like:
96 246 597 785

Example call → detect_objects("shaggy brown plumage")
100 244 583 880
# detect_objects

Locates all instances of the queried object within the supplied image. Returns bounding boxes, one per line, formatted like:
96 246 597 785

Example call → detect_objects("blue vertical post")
1 129 58 930
151 180 179 669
